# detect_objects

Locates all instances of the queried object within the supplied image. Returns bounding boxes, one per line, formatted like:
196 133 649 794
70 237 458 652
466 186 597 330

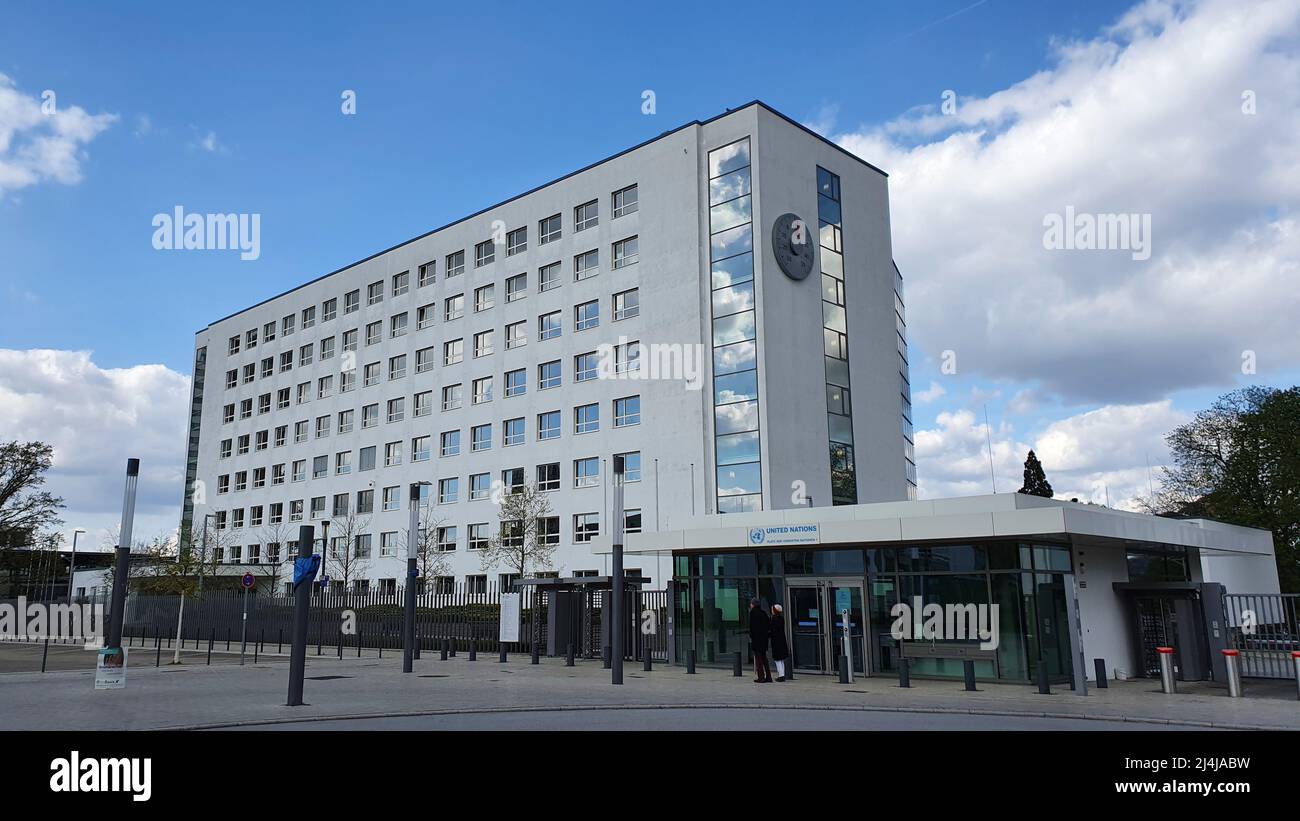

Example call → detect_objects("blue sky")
2 0 1297 544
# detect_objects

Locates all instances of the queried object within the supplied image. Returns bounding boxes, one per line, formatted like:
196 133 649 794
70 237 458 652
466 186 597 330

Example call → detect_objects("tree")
257 520 295 594
1017 450 1054 498
0 441 65 547
326 510 372 599
478 481 556 580
1149 386 1300 591
403 504 450 594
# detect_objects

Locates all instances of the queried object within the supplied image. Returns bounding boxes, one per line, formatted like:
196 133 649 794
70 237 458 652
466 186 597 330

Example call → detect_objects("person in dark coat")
748 598 772 683
769 604 790 681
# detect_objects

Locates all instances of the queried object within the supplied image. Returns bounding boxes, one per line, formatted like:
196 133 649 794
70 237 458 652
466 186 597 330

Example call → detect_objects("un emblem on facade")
748 528 765 545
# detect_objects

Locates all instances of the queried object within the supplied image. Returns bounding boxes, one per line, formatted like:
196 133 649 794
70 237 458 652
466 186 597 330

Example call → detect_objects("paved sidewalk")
1 646 1297 730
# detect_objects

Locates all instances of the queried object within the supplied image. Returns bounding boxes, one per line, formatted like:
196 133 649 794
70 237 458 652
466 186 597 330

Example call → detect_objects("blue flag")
293 555 321 588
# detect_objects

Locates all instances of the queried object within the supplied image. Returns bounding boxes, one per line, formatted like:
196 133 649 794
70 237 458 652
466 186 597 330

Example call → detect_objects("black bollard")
254 640 259 664
1094 658 1108 688
839 656 849 684
603 645 611 669
469 639 477 661
733 651 743 678
898 657 910 688
441 638 449 661
206 632 213 666
786 662 794 681
278 628 283 654
531 640 540 665
566 643 575 667
1037 663 1051 695
41 638 49 673
643 649 652 672
226 628 231 651
155 633 161 667
963 659 977 691
499 646 507 663
686 649 696 674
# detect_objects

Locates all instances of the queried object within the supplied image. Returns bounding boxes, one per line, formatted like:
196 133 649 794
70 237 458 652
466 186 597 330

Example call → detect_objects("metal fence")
64 583 670 661
1224 593 1300 678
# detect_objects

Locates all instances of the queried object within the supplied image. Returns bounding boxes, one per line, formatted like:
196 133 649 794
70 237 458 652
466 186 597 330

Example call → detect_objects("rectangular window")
615 395 641 427
539 262 560 292
389 354 407 380
574 457 599 488
418 261 436 288
367 280 384 306
505 320 526 350
505 368 526 397
475 239 495 267
540 213 561 244
537 410 560 441
320 337 335 360
364 362 380 387
412 435 431 462
446 250 465 278
471 423 492 452
445 294 464 321
473 330 493 358
575 199 598 232
506 226 527 256
416 346 436 374
470 472 490 501
613 288 639 321
574 300 599 331
613 236 638 269
505 272 527 302
573 513 599 543
366 321 382 346
391 312 408 338
574 249 598 281
472 376 493 405
387 397 405 423
282 314 295 336
442 384 462 411
382 486 400 512
575 352 598 382
440 430 461 457
468 523 490 551
363 404 379 428
336 451 353 475
359 447 376 473
392 270 409 296
539 360 561 390
417 303 436 330
280 351 293 373
384 441 402 467
503 417 524 447
338 409 354 433
539 310 561 341
436 528 457 552
322 297 337 322
414 390 433 417
574 403 599 434
302 306 316 328
474 284 494 312
438 477 458 504
613 184 638 218
537 463 560 492
344 289 360 314
444 338 464 365
616 451 642 482
263 321 276 342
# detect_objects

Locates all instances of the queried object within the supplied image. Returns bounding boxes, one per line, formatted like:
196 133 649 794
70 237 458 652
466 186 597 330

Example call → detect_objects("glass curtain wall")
818 167 856 504
708 138 762 514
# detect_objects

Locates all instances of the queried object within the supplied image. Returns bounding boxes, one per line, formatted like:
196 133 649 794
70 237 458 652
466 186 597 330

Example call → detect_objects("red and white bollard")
1221 649 1242 698
1156 646 1176 694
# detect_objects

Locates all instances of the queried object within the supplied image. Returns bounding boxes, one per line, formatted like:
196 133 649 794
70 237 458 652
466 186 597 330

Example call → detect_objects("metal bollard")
962 659 977 691
566 643 575 667
41 638 49 673
499 646 507 663
1037 664 1051 695
1292 651 1300 700
441 638 449 661
1157 646 1176 694
531 641 540 665
603 646 611 669
838 656 850 685
469 639 477 661
733 651 743 678
686 649 696 674
1222 649 1242 698
207 632 213 666
155 634 161 667
643 649 652 672
898 657 910 688
1094 658 1108 688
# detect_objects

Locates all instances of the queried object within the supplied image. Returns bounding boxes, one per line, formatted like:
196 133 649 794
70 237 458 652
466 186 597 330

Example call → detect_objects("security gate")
1224 593 1300 678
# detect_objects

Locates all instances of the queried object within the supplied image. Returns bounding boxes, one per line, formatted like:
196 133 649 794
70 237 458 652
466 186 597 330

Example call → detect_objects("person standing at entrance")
769 604 789 682
748 598 772 683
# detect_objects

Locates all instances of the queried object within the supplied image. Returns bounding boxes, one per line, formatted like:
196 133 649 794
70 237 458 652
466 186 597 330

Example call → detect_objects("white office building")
180 101 916 593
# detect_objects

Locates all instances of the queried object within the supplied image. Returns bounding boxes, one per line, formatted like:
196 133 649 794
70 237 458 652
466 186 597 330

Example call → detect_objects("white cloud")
826 0 1300 404
914 380 947 403
0 74 116 198
914 399 1187 510
0 349 189 549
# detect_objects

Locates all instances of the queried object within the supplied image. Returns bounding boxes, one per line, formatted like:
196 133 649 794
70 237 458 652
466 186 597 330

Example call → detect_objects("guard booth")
517 575 651 661
1113 581 1228 682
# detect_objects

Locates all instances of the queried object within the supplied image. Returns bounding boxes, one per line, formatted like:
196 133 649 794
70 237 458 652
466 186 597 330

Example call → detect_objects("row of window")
221 287 641 393
216 408 642 489
224 185 639 359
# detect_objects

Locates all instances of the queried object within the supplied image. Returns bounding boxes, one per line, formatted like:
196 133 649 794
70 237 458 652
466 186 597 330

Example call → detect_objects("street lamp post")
611 455 626 686
66 528 85 604
316 520 330 656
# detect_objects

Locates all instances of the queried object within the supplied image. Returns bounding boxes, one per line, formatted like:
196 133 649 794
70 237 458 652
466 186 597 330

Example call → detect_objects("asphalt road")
224 707 1206 731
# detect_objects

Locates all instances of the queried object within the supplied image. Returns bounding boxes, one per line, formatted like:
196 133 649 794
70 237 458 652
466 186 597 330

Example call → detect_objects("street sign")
241 572 256 589
499 593 521 643
320 575 330 590
835 588 851 613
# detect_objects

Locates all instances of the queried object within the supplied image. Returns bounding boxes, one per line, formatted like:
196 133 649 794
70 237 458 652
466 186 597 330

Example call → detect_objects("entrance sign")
499 593 521 643
835 587 851 613
747 524 819 546
95 646 127 690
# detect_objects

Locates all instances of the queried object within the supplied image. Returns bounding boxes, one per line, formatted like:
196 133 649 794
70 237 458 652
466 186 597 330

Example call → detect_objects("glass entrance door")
790 585 825 672
786 580 867 675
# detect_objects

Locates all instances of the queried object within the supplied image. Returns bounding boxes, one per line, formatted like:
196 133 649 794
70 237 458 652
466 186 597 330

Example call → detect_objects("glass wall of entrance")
672 541 1075 682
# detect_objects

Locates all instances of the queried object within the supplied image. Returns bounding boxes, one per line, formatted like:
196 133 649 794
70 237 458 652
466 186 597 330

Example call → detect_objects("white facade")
181 102 912 591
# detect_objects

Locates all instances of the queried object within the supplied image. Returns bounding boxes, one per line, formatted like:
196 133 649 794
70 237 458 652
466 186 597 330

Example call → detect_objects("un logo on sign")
748 528 765 545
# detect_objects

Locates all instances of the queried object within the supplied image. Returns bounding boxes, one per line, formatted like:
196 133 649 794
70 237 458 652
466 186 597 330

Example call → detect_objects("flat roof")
589 494 1276 558
200 100 887 331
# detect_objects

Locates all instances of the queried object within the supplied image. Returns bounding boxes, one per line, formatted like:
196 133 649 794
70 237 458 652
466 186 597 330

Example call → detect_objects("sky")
1 0 1297 551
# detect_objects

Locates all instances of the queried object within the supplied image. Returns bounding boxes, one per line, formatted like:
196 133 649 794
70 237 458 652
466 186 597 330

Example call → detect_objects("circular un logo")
748 528 766 545
771 212 815 281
